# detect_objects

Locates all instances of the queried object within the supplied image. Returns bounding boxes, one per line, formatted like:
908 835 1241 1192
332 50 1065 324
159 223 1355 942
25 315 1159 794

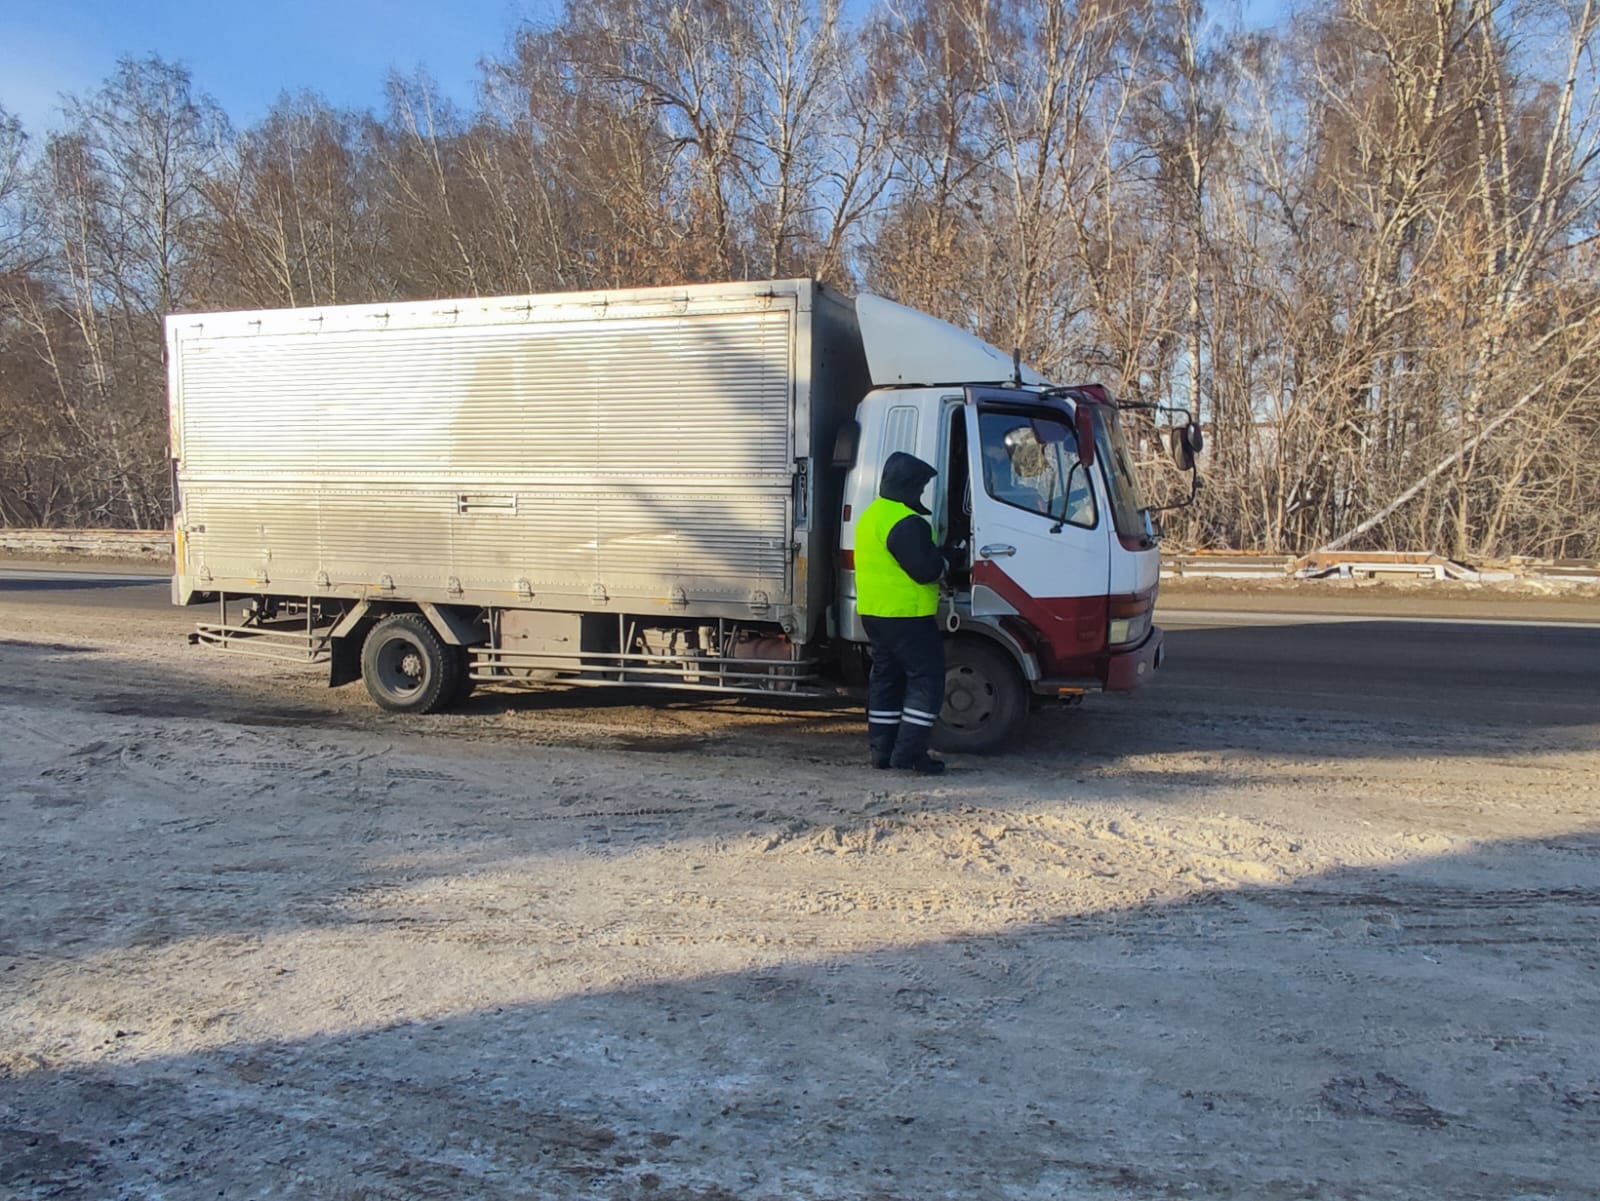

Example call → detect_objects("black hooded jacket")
876 452 947 586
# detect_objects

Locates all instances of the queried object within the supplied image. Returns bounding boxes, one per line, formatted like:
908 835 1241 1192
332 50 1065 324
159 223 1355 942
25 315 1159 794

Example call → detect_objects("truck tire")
361 614 463 714
933 638 1027 755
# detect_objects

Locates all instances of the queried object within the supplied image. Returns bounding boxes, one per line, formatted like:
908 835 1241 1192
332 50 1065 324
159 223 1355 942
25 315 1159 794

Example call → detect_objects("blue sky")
3 0 1290 138
0 0 552 135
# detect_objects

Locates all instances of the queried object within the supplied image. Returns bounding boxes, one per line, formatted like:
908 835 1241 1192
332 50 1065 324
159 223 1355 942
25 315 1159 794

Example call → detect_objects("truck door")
963 390 1111 662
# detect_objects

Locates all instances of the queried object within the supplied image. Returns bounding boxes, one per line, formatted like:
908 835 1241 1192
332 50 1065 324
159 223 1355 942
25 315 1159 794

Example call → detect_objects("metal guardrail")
1542 563 1600 583
0 528 174 558
3 529 1596 585
1161 553 1295 579
1163 550 1600 585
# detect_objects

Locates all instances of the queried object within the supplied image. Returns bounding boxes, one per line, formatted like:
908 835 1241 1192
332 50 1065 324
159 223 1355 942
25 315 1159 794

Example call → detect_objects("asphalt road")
0 568 172 604
1155 610 1600 732
3 567 1598 732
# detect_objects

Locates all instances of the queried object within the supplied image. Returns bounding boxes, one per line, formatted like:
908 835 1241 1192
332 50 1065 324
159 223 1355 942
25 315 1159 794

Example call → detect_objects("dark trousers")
862 615 945 766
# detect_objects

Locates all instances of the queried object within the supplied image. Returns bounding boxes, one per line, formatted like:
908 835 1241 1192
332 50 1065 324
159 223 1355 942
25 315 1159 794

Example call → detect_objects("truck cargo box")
168 279 868 642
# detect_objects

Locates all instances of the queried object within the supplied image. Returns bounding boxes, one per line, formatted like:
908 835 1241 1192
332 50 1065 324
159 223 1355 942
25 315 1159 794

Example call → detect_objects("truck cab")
837 297 1169 753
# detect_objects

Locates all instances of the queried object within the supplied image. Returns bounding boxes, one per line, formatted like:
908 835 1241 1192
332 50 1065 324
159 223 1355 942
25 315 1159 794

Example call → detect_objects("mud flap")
328 634 364 688
327 601 373 688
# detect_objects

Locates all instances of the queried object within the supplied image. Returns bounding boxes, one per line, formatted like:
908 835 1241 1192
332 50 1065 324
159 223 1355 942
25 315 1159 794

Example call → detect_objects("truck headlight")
1108 607 1152 647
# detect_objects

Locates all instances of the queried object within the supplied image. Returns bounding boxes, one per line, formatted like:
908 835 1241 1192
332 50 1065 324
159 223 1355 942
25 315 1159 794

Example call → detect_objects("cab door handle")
979 544 1016 559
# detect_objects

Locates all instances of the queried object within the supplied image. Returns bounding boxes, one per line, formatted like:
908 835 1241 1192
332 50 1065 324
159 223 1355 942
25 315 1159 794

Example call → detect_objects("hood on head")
879 451 937 515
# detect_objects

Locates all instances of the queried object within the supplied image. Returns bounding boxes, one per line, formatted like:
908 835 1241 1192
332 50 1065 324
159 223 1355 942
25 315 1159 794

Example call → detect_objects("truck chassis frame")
192 595 827 698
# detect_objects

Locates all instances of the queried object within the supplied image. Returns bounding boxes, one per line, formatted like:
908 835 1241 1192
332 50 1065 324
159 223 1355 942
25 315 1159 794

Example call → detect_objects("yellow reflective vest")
855 498 940 617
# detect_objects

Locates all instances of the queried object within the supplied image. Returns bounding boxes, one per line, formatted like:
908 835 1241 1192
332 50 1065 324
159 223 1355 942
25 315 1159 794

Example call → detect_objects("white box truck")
168 278 1197 751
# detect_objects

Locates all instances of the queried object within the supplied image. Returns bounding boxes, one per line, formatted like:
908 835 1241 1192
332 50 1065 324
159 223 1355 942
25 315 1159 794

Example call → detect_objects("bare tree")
203 94 381 308
857 0 1006 315
0 3 1596 556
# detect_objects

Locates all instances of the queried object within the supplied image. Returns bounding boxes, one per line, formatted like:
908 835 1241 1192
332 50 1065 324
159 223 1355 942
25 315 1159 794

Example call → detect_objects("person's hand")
943 539 969 571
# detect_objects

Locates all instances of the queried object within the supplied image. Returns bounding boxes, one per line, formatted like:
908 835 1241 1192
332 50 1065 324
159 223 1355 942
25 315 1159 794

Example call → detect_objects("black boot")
869 734 895 770
868 712 899 770
889 711 945 774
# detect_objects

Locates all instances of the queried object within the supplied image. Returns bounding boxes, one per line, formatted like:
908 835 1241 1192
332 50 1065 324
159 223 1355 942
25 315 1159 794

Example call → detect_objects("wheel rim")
942 663 997 731
374 635 428 696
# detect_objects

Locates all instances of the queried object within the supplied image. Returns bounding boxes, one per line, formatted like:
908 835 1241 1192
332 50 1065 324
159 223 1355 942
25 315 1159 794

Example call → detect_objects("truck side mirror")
1170 425 1195 472
831 421 860 469
1074 405 1095 468
1169 420 1203 471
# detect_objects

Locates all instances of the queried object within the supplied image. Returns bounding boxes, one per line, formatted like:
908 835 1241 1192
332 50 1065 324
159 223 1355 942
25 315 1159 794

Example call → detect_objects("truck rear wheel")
933 639 1027 755
361 614 462 714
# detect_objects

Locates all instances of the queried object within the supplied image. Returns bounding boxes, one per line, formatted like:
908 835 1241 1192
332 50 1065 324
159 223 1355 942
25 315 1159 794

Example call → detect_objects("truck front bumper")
1105 625 1164 692
1025 624 1166 698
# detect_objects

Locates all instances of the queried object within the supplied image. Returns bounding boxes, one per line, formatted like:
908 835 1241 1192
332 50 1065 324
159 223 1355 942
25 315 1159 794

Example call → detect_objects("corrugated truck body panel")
168 280 866 636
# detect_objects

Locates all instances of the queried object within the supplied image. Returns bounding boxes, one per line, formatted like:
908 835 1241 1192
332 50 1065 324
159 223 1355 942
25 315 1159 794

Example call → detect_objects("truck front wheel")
361 614 463 714
933 639 1027 754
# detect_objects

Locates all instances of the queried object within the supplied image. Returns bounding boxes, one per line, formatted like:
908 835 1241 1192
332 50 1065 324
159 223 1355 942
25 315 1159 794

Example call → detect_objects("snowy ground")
1 597 1597 1199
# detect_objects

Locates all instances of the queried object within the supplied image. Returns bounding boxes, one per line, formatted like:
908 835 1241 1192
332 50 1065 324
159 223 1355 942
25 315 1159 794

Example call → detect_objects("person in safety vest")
857 451 954 774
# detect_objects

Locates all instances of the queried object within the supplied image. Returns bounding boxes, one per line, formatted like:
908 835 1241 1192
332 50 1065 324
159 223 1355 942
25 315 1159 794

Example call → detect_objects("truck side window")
1062 461 1098 528
978 411 1095 528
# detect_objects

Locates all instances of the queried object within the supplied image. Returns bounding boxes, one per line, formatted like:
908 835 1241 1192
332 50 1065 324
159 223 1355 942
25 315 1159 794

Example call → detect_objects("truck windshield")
1090 406 1151 545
